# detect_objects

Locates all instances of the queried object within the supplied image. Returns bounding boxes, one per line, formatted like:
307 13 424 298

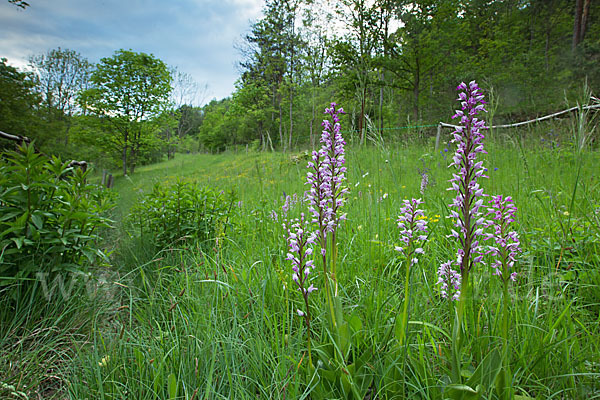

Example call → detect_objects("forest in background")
1 0 599 167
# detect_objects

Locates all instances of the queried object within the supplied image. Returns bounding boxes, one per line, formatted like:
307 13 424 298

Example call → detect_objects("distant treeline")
1 0 599 169
203 0 599 152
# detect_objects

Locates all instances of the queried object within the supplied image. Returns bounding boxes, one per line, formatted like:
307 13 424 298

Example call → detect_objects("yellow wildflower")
98 356 110 367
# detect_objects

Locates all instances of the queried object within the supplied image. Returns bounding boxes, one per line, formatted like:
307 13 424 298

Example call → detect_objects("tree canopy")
81 49 172 175
1 0 599 166
197 0 599 151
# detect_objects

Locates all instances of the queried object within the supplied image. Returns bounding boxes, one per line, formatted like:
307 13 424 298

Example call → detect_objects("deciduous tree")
29 48 92 146
81 50 172 175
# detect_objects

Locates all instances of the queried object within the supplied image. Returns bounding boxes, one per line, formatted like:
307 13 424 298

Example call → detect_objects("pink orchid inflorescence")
485 195 521 283
437 261 462 301
395 198 428 266
419 171 429 195
306 103 349 242
285 213 318 317
439 80 489 300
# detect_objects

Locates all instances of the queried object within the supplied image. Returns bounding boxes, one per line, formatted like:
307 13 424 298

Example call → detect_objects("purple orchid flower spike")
439 80 488 300
305 102 348 327
395 198 428 266
485 195 521 283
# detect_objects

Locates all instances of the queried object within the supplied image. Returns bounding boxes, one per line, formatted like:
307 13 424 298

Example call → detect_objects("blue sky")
0 0 264 104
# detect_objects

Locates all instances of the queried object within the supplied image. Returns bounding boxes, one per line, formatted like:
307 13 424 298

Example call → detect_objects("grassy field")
2 120 600 399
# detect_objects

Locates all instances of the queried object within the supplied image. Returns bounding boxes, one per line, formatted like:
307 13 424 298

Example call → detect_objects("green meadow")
3 2 600 398
2 120 600 399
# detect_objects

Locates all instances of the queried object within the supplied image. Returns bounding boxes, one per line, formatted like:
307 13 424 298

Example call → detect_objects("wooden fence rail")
435 102 600 151
0 130 88 172
0 130 31 145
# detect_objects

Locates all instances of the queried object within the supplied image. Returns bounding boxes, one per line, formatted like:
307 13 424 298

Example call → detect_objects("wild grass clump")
0 279 115 399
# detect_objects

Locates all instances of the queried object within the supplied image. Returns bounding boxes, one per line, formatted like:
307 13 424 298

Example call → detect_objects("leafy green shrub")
0 143 115 283
128 179 236 249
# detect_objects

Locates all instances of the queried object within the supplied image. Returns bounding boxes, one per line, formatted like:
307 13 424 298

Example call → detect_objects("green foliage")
28 47 92 116
81 49 172 175
3 3 600 395
128 179 237 250
67 114 117 168
176 105 204 138
197 98 236 152
306 309 374 399
27 48 93 156
0 58 39 142
195 0 600 152
0 143 115 282
161 105 204 158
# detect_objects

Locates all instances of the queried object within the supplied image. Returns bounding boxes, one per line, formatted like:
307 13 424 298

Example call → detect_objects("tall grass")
2 118 599 399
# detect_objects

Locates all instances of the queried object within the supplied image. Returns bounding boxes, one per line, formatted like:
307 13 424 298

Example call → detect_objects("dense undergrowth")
1 116 599 399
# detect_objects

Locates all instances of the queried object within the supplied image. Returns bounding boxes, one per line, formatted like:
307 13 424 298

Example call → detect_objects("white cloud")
0 0 266 104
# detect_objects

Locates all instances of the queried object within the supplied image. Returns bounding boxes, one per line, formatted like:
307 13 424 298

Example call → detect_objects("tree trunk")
279 99 284 152
413 53 421 124
259 121 265 151
545 27 551 70
413 84 420 123
266 129 274 152
288 9 295 153
573 0 584 50
64 117 71 147
581 0 591 42
129 147 136 175
166 127 172 160
122 145 128 176
272 85 277 136
413 60 420 123
380 6 389 137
